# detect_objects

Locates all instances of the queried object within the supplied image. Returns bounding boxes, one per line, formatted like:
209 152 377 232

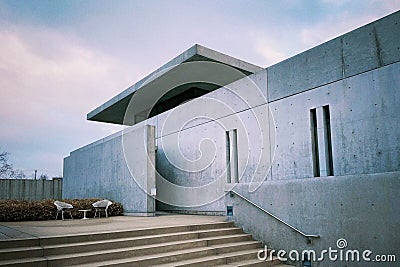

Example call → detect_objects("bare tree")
0 151 14 179
39 174 48 180
13 170 26 179
0 151 27 179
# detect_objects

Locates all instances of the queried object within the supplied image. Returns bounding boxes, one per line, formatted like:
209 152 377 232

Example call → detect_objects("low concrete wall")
63 124 156 214
0 178 62 201
227 172 400 266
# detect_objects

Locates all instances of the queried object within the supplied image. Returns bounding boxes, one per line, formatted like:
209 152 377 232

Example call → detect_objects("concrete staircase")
0 221 291 267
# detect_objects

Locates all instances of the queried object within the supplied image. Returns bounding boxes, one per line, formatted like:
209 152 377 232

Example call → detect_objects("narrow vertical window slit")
310 108 320 177
323 105 334 176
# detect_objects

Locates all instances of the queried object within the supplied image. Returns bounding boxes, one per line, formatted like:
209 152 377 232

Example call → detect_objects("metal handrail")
230 190 320 240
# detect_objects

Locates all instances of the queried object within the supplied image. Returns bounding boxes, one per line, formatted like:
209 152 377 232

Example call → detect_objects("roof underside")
87 44 262 125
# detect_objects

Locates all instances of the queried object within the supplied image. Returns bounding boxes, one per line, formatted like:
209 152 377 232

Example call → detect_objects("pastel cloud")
0 0 399 179
0 26 133 176
300 1 400 47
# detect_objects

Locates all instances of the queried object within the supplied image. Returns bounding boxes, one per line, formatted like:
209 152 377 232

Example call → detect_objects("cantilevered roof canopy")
87 44 262 125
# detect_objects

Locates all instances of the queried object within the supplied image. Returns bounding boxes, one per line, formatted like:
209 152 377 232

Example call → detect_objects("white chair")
92 199 112 218
54 201 73 220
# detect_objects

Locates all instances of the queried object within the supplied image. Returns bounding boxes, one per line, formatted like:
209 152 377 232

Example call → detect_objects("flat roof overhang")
87 44 262 125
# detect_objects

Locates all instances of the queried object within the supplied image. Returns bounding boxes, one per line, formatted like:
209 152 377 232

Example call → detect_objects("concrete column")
316 107 329 176
226 132 231 183
231 129 239 183
226 129 239 183
146 125 156 215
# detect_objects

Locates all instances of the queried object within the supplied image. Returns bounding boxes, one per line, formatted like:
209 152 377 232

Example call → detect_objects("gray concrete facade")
228 172 399 266
64 124 156 213
228 11 400 266
64 11 400 266
270 61 400 180
87 44 262 125
267 10 400 102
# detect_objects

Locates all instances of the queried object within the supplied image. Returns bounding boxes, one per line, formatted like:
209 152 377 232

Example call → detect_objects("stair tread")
74 247 261 266
44 221 234 238
212 240 260 249
46 238 206 260
42 228 244 250
0 257 46 265
201 233 251 242
223 256 281 266
0 246 43 253
14 221 234 247
74 246 216 267
0 232 249 261
148 249 262 267
46 239 257 261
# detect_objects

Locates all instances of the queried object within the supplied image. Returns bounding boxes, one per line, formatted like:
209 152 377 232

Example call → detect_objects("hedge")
0 198 124 221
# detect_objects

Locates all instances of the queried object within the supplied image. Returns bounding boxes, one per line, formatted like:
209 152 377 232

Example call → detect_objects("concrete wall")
64 11 400 213
63 124 156 214
64 67 273 214
153 68 274 213
270 61 400 180
0 178 62 201
267 11 400 102
154 14 400 209
225 11 400 267
227 172 400 266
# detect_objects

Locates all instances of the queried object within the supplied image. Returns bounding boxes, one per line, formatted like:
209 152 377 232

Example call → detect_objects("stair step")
0 257 47 267
0 238 39 250
221 256 282 266
43 231 197 256
0 224 242 259
42 228 245 256
197 227 244 238
52 240 260 266
212 241 262 254
202 233 253 245
150 248 265 267
0 219 287 267
0 246 43 261
76 246 216 267
37 221 234 246
47 238 209 267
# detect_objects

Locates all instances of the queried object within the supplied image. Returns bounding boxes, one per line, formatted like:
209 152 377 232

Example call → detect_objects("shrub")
0 198 123 221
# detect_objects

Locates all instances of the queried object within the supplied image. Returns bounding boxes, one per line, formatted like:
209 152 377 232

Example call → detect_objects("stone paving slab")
0 214 227 239
0 225 37 239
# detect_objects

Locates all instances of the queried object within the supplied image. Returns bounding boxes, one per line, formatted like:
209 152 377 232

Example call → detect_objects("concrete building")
64 11 400 266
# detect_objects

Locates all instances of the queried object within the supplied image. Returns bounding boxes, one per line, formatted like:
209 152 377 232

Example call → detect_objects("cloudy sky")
0 0 399 178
